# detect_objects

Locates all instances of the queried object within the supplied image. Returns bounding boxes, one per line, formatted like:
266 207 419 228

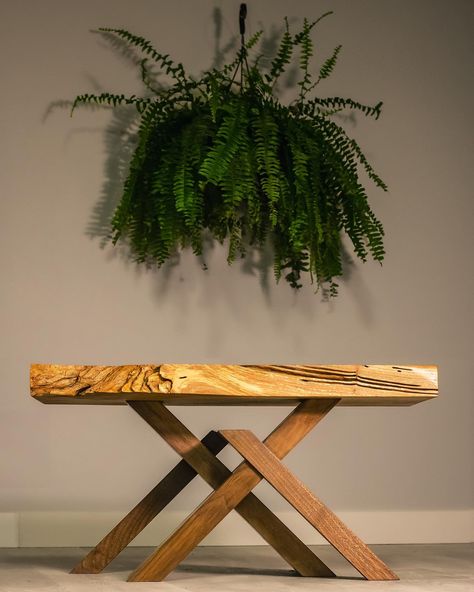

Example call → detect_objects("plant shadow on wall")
50 6 385 317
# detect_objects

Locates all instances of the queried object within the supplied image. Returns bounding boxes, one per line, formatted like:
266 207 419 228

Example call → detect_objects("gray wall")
1 0 473 526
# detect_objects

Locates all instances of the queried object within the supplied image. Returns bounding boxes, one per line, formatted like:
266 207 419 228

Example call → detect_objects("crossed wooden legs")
71 399 398 582
221 429 398 581
70 430 227 574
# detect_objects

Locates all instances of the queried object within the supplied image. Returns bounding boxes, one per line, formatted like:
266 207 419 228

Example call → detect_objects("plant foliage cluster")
73 11 387 294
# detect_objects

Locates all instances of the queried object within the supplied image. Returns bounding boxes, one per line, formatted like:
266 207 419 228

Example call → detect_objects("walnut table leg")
71 430 226 574
221 429 398 581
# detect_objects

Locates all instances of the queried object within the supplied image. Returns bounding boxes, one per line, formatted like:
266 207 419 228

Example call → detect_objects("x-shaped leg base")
71 399 398 582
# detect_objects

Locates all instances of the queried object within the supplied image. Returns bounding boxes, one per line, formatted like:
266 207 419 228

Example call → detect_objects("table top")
30 364 438 406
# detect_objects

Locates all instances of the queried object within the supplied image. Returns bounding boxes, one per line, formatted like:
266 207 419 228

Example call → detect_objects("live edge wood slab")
30 364 438 406
30 363 438 584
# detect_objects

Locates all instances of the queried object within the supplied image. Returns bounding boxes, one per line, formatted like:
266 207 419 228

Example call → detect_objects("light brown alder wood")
221 429 398 581
30 364 438 406
127 399 339 582
128 401 334 578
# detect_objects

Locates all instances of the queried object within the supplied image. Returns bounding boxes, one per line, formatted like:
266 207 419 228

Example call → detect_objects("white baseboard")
1 509 472 548
0 513 19 547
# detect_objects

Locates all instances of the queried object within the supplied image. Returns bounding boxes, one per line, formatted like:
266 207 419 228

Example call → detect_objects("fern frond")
303 97 383 119
245 30 264 50
317 44 342 82
268 17 293 84
71 92 152 115
173 138 199 226
251 108 281 227
297 18 314 100
293 11 333 44
208 76 222 122
199 101 247 185
98 28 188 84
319 117 387 190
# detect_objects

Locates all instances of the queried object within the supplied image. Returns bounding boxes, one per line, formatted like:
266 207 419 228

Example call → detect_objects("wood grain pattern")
221 429 398 581
30 364 438 406
127 399 338 582
128 401 334 578
70 431 226 574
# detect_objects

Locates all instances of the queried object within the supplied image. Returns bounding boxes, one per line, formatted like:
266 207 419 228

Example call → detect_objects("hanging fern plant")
72 5 387 295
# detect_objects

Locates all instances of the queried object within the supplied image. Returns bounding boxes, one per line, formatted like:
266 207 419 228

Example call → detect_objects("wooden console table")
30 363 438 582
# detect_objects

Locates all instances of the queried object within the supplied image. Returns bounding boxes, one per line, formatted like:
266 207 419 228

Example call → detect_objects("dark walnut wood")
30 364 438 406
70 431 226 574
221 429 398 581
127 401 335 578
127 399 339 582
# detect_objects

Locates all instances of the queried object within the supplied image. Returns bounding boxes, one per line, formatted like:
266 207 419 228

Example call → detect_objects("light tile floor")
0 544 473 592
